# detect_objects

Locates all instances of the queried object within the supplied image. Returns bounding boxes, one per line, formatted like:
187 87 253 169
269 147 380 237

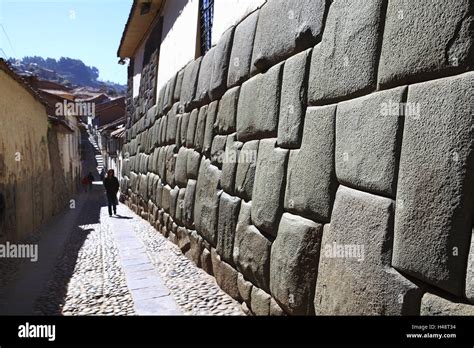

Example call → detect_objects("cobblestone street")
0 137 244 316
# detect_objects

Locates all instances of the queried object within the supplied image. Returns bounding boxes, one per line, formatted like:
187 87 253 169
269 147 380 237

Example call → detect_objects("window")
199 0 214 55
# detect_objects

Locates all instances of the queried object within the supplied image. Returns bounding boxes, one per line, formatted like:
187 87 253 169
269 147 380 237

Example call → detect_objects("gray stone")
186 150 201 179
210 135 227 168
421 293 474 316
237 273 253 304
157 147 166 179
161 185 172 213
236 63 283 142
211 249 241 301
251 0 327 73
175 115 182 147
173 69 184 102
335 87 406 197
176 226 190 253
314 186 422 315
227 10 259 88
194 158 221 246
467 228 474 303
175 188 186 226
194 105 208 152
186 109 198 148
210 26 234 101
233 201 272 292
180 57 202 111
250 287 271 316
157 85 166 116
393 72 474 297
378 0 474 89
165 145 177 187
277 48 311 148
217 192 241 265
215 86 239 135
203 101 219 156
221 134 242 195
308 0 386 104
166 105 178 144
251 139 288 236
187 230 203 267
155 179 164 208
284 105 337 223
270 213 322 315
169 185 179 219
180 112 190 146
138 174 148 200
270 298 286 316
235 140 258 201
163 74 177 113
175 147 188 188
183 179 197 229
160 115 167 144
201 247 213 275
194 47 215 105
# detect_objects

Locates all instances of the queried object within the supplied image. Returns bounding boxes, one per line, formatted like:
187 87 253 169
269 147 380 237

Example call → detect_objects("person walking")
103 169 119 216
87 172 95 192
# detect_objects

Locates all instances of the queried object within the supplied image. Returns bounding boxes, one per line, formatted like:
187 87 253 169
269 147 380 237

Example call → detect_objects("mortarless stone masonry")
120 0 474 316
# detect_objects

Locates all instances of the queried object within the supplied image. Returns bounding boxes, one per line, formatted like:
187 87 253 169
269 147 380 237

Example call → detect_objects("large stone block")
393 72 474 297
157 146 166 179
277 48 311 148
194 158 221 246
183 179 197 229
227 10 259 88
251 0 327 73
237 272 253 304
203 101 218 156
250 286 271 316
194 47 215 105
217 192 241 265
166 105 179 144
236 63 283 142
210 135 227 168
252 139 288 236
163 73 177 113
186 109 198 148
421 293 474 316
270 213 323 315
180 57 202 111
162 184 172 213
285 105 337 223
308 0 386 104
194 105 208 152
175 188 186 226
211 248 241 301
378 0 474 88
210 27 234 101
173 69 184 102
169 185 179 219
215 86 239 135
175 147 188 188
221 134 242 195
165 145 177 187
234 140 258 202
186 150 201 179
233 201 272 292
180 112 190 146
314 186 422 315
336 87 406 197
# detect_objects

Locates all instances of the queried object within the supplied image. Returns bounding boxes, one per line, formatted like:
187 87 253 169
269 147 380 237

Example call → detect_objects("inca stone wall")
120 0 474 315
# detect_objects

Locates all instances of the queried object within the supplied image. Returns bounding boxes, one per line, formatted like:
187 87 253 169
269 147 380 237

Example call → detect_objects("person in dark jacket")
103 169 119 216
87 172 95 192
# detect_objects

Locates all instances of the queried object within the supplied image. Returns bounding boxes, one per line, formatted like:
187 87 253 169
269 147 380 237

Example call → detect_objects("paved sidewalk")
109 214 182 315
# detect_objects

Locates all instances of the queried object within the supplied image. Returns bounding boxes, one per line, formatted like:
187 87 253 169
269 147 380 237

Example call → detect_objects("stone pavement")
0 134 243 316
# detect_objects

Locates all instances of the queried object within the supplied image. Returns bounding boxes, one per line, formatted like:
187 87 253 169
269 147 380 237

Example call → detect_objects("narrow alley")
0 134 243 316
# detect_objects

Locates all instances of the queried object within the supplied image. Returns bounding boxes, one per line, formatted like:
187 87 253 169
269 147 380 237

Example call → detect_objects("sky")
0 0 132 85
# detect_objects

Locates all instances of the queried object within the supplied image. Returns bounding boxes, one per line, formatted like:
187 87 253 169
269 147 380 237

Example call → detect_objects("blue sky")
0 0 132 84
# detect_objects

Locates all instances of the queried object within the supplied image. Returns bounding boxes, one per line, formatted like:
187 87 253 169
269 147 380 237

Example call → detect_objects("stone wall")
120 0 474 315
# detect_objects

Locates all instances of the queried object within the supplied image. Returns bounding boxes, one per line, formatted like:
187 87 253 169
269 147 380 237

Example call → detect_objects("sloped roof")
117 0 164 59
